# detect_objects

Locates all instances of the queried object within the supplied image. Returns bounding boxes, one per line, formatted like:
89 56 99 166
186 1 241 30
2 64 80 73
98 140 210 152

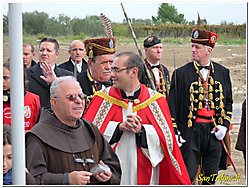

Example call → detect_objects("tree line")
3 3 246 39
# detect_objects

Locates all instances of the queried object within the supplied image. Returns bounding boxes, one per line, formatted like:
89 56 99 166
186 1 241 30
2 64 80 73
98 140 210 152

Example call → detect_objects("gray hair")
192 43 213 52
50 76 78 98
205 45 213 51
68 40 84 51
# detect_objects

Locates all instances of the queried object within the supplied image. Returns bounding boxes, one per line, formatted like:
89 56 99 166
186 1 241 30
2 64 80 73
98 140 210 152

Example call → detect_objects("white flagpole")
8 3 26 185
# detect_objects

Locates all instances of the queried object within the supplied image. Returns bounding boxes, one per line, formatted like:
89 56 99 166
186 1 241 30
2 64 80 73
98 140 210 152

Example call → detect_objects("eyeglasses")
73 155 94 164
111 67 134 73
54 93 86 102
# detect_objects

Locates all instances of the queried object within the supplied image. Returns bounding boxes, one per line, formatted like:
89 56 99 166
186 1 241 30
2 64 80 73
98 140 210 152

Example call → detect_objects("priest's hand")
94 160 112 182
125 115 142 133
119 122 130 132
68 171 92 185
120 115 142 133
40 62 57 84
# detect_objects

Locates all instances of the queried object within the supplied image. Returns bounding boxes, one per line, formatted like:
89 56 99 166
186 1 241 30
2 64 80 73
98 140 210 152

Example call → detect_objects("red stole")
84 85 191 185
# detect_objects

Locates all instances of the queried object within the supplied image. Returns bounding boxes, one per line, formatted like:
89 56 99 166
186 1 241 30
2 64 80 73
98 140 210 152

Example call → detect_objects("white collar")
50 64 55 70
196 61 211 67
124 85 141 97
71 59 82 66
147 59 160 67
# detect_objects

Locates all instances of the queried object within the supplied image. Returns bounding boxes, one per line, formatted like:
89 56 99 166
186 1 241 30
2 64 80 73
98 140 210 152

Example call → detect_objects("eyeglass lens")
111 67 133 73
66 93 85 101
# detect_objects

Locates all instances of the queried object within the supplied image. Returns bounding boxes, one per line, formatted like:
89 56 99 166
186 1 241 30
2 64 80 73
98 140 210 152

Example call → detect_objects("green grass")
216 36 246 45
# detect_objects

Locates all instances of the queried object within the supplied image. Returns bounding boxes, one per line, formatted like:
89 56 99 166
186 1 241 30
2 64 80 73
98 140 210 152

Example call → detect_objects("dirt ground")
3 42 247 185
3 42 246 104
4 42 244 103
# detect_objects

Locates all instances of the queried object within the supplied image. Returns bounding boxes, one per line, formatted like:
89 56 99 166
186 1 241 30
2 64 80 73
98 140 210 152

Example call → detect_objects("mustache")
103 70 111 73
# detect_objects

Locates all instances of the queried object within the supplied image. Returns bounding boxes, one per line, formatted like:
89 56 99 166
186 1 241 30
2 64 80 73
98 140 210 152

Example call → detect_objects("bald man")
59 40 88 75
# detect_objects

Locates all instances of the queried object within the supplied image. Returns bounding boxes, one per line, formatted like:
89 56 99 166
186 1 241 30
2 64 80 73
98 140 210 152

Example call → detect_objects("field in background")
4 36 245 102
3 37 247 185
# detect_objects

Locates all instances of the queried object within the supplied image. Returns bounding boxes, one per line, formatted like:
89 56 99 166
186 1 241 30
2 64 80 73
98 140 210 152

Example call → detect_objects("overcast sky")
2 1 247 24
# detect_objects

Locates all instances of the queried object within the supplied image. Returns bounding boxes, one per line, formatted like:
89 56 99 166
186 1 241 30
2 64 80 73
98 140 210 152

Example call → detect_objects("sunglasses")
54 93 86 102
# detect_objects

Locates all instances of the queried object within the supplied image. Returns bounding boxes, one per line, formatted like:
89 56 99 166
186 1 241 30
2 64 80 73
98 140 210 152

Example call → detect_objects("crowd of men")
4 19 239 185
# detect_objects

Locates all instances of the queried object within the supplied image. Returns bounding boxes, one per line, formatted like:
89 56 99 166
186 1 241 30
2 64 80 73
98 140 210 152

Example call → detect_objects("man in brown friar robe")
25 76 121 185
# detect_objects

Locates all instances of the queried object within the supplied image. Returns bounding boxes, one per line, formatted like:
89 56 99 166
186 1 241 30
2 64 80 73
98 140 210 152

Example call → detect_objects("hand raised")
39 62 57 84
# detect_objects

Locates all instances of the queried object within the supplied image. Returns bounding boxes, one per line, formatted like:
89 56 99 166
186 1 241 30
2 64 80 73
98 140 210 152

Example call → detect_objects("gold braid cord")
87 42 115 54
86 13 115 59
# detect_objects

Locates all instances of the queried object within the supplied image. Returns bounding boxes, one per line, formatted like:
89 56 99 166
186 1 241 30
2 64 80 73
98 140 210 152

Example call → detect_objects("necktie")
95 81 112 90
198 65 210 70
101 81 112 87
151 65 161 69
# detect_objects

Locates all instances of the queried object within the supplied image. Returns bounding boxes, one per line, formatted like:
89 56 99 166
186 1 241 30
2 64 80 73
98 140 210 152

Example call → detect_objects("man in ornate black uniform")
77 37 115 107
168 27 233 185
140 36 170 97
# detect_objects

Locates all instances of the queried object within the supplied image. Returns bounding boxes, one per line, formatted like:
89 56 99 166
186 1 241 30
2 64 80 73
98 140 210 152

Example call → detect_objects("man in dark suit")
58 40 88 77
23 43 37 69
26 37 72 108
77 37 115 107
140 36 170 98
168 26 233 185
